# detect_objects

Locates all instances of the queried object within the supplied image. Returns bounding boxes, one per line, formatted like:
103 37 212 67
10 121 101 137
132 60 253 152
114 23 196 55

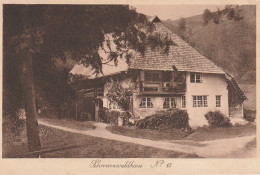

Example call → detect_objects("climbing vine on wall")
106 78 136 112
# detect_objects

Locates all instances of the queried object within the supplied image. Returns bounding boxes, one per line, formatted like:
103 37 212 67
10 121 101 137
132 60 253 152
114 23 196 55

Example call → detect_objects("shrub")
136 109 189 130
120 111 131 125
205 111 231 127
100 108 131 126
102 109 120 125
99 108 107 122
244 109 256 122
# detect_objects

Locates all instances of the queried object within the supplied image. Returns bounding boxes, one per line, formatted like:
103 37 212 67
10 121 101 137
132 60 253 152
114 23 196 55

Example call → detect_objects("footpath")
38 119 256 158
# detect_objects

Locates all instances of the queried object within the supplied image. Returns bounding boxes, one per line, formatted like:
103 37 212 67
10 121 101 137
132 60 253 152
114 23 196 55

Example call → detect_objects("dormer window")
190 72 202 83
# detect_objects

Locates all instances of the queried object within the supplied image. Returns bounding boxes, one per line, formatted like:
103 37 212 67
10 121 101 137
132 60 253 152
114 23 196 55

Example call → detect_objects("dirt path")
38 120 256 158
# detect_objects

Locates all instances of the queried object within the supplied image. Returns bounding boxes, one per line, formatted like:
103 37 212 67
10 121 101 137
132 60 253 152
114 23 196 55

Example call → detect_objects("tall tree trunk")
19 49 41 155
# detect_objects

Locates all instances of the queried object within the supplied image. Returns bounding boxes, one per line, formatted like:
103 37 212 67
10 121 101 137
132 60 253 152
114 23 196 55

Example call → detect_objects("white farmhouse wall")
185 72 229 127
101 71 229 127
133 95 182 119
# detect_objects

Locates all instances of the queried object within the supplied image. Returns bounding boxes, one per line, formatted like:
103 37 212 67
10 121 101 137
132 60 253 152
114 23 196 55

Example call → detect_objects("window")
181 96 186 108
145 72 160 82
163 97 176 108
197 96 203 107
216 95 221 107
163 97 170 108
139 97 153 108
139 98 146 108
193 96 208 107
147 98 153 108
203 96 208 107
190 72 202 83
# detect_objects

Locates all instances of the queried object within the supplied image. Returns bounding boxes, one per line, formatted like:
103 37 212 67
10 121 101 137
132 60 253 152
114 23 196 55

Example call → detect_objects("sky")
133 5 225 20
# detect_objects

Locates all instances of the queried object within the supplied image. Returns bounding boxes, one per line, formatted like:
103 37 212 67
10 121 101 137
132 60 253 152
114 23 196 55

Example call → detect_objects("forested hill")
163 5 256 84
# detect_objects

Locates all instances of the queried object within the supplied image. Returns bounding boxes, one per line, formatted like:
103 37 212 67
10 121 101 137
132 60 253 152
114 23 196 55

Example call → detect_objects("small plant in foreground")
205 111 231 127
136 109 190 130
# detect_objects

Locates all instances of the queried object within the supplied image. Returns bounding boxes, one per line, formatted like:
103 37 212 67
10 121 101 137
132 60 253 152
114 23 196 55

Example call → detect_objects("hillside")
164 5 256 84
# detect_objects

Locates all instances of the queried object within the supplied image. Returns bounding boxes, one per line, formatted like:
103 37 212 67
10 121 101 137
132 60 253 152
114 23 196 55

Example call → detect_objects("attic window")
190 72 202 83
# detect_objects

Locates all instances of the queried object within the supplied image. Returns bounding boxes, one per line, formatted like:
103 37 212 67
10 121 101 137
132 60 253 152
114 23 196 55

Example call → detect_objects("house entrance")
95 98 103 121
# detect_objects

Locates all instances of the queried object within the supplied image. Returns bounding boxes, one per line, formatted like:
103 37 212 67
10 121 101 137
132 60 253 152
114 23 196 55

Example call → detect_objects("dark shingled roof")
225 73 248 101
129 20 225 74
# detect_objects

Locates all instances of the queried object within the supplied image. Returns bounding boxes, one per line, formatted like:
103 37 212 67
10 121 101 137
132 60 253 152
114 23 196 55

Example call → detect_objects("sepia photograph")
2 3 256 161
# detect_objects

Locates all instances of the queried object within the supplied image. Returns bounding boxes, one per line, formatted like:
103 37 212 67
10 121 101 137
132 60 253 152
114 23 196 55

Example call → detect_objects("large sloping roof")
225 73 247 101
129 20 225 74
70 58 128 79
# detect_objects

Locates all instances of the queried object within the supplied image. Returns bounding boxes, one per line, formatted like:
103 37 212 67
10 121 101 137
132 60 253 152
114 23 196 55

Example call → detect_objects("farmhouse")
71 16 247 127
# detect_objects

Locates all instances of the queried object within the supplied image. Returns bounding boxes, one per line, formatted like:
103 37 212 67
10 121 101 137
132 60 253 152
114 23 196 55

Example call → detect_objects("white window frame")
190 72 202 83
193 95 208 107
139 97 153 108
163 97 176 108
216 95 221 107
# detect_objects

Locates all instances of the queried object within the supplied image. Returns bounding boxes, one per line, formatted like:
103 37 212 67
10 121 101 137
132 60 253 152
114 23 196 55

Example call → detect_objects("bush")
244 109 256 122
136 109 189 130
102 108 120 125
205 111 231 127
120 111 131 125
100 108 131 126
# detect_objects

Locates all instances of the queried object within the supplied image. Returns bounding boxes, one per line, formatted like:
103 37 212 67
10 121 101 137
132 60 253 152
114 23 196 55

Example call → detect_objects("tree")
178 17 186 32
176 17 194 47
3 5 172 154
212 12 220 24
203 9 212 25
106 79 136 112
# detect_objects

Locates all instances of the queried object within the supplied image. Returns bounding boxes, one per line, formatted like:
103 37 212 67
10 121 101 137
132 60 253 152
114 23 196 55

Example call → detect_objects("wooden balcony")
81 87 104 98
140 81 186 95
96 87 104 97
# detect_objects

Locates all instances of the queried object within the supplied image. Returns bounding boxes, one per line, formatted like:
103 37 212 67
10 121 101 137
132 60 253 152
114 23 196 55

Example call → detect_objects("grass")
185 123 256 141
2 121 198 158
107 126 190 141
38 111 95 130
2 119 28 158
38 117 95 130
107 123 256 142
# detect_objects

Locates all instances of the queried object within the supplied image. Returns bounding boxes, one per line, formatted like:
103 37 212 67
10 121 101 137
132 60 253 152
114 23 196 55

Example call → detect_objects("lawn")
107 125 191 141
37 111 96 130
2 121 198 158
185 123 256 141
107 123 256 142
38 117 95 130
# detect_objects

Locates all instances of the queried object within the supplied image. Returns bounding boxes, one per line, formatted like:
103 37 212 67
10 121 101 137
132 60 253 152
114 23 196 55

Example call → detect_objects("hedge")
136 109 189 130
244 109 256 122
205 111 231 127
99 108 131 126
